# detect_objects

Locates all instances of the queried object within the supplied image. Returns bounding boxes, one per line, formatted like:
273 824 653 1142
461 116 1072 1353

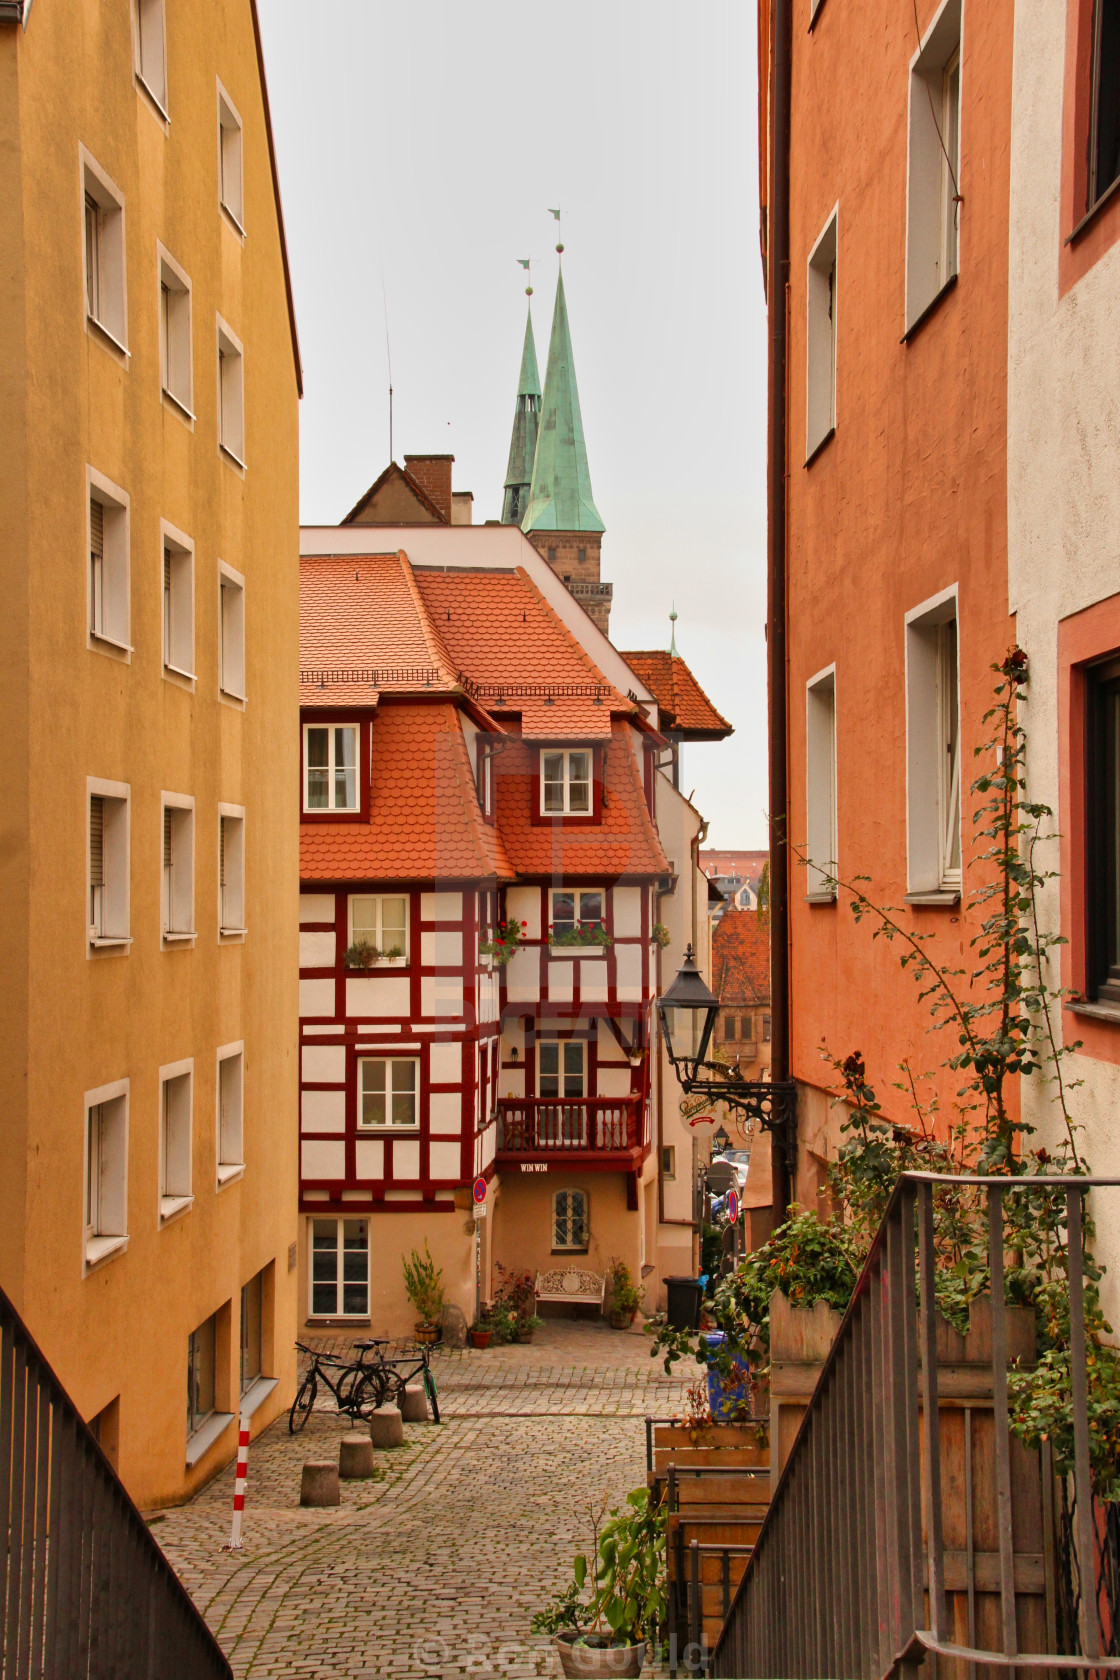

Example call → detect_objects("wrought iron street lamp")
711 1125 730 1157
657 944 798 1193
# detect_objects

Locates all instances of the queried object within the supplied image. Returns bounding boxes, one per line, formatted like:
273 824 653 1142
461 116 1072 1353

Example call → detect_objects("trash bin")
702 1331 753 1421
665 1275 704 1331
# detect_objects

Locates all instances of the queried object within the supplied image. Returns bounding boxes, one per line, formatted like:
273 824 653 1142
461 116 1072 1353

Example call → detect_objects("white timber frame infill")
805 205 838 461
905 583 962 901
86 467 131 658
905 0 963 331
83 1077 130 1273
805 664 838 901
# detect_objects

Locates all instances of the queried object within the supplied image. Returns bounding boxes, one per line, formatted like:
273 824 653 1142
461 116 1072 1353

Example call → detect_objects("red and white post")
226 1412 251 1550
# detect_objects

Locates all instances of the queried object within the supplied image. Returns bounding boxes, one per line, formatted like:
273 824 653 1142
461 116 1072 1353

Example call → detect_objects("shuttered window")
89 498 104 636
89 795 104 933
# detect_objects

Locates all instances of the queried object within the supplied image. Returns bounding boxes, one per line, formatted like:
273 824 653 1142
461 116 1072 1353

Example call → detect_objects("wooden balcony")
496 1097 643 1165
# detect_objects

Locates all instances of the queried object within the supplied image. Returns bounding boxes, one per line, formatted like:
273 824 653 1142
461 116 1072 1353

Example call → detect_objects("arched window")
553 1189 589 1253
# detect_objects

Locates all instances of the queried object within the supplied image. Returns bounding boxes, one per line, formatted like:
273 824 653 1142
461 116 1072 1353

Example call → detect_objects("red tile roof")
620 651 733 739
712 908 771 1005
492 722 668 879
299 553 459 707
301 701 513 881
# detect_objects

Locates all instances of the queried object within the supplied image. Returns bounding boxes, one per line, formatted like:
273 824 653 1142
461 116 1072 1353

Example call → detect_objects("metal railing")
496 1097 640 1155
713 1172 1120 1679
0 1283 231 1679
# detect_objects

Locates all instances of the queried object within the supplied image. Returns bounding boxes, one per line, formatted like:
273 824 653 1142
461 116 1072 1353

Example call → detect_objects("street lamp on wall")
656 945 719 1084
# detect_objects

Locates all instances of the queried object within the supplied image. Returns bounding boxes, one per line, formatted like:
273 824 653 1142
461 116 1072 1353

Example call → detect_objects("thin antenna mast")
381 272 393 462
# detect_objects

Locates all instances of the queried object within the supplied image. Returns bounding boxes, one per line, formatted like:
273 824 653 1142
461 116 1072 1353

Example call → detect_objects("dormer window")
304 724 358 812
476 740 493 817
541 749 591 816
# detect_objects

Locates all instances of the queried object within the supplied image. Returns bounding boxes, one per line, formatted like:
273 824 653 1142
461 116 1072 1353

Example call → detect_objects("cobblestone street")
159 1322 700 1679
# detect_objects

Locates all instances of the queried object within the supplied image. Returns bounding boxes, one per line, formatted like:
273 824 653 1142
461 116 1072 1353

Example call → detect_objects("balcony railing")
713 1171 1120 1680
0 1282 231 1679
497 1097 641 1156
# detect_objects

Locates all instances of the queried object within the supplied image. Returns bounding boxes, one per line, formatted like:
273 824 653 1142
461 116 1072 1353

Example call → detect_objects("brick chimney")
403 454 454 523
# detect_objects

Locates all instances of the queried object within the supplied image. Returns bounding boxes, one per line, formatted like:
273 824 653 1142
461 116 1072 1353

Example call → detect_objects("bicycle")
289 1340 384 1433
352 1338 441 1424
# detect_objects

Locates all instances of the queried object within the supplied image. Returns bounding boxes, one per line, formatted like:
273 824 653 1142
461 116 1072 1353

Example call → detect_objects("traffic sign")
472 1175 487 1205
727 1188 740 1225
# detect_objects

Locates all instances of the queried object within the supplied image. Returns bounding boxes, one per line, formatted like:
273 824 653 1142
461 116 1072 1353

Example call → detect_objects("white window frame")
303 723 359 813
540 748 592 815
905 586 962 899
548 887 606 943
86 468 131 656
805 666 838 901
537 1039 587 1099
216 315 245 469
309 1218 370 1320
552 1188 589 1253
157 244 193 420
357 1057 420 1132
133 0 168 118
216 1041 245 1185
217 80 245 234
905 0 963 331
218 561 246 703
158 1059 193 1224
87 777 131 952
161 792 196 944
348 893 409 964
161 520 195 682
80 148 128 355
806 207 838 461
218 804 246 939
83 1079 129 1273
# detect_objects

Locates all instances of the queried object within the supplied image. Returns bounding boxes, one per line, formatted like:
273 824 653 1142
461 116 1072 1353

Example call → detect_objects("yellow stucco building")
0 0 301 1507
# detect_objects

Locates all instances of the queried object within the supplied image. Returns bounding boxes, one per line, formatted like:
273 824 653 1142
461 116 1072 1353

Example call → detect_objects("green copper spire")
521 271 605 535
501 305 541 525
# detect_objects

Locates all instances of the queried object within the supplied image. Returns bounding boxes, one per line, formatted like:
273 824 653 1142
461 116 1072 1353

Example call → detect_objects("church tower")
504 269 612 635
501 307 541 526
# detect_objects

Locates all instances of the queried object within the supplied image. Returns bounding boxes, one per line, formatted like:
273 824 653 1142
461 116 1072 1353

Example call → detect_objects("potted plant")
606 1259 643 1330
516 1314 543 1344
479 918 527 966
469 1319 493 1350
532 1491 665 1677
402 1242 445 1344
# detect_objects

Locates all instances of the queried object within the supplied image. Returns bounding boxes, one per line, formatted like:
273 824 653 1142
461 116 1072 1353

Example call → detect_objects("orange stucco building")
758 0 1017 1207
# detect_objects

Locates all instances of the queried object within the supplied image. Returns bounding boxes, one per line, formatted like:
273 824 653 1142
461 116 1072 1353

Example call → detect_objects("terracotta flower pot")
469 1328 492 1349
553 1632 647 1678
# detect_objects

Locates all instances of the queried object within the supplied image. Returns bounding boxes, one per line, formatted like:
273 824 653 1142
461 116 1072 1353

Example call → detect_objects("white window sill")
356 1126 420 1136
219 442 246 472
220 926 248 940
804 891 837 905
185 1411 234 1468
239 1375 278 1419
135 72 170 124
162 930 197 944
306 1316 371 1328
217 1162 245 1188
303 805 360 817
89 631 133 655
163 662 197 683
161 387 195 423
86 314 130 358
84 1234 128 1271
1068 999 1120 1024
159 1194 193 1224
220 203 246 239
220 684 247 705
904 890 961 907
89 933 132 949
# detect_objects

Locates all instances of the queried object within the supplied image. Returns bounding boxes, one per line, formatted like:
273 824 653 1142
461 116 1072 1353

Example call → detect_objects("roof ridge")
396 551 461 684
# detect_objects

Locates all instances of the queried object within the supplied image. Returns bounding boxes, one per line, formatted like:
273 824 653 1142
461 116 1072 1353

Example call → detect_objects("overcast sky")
257 1 768 850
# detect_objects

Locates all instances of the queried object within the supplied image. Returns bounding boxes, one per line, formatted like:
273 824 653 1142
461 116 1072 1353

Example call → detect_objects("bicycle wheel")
289 1371 317 1434
423 1365 440 1424
381 1368 407 1409
349 1370 384 1419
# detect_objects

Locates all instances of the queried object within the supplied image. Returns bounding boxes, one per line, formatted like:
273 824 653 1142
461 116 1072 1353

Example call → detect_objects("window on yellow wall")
553 1188 589 1252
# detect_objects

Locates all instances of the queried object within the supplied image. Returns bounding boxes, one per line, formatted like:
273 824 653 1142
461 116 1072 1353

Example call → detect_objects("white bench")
535 1268 606 1315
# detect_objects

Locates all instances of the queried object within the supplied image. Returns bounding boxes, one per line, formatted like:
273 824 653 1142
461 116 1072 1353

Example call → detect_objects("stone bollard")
338 1432 376 1479
300 1461 339 1507
399 1384 430 1423
368 1404 404 1448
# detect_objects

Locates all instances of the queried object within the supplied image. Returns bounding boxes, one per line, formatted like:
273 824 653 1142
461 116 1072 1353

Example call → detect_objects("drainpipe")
767 0 793 1219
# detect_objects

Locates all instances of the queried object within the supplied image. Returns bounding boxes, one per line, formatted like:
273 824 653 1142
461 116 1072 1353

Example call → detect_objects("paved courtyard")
158 1321 701 1679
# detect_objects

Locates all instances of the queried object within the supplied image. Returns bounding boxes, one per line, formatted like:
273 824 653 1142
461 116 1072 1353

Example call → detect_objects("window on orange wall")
1090 0 1120 211
1085 657 1120 1004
